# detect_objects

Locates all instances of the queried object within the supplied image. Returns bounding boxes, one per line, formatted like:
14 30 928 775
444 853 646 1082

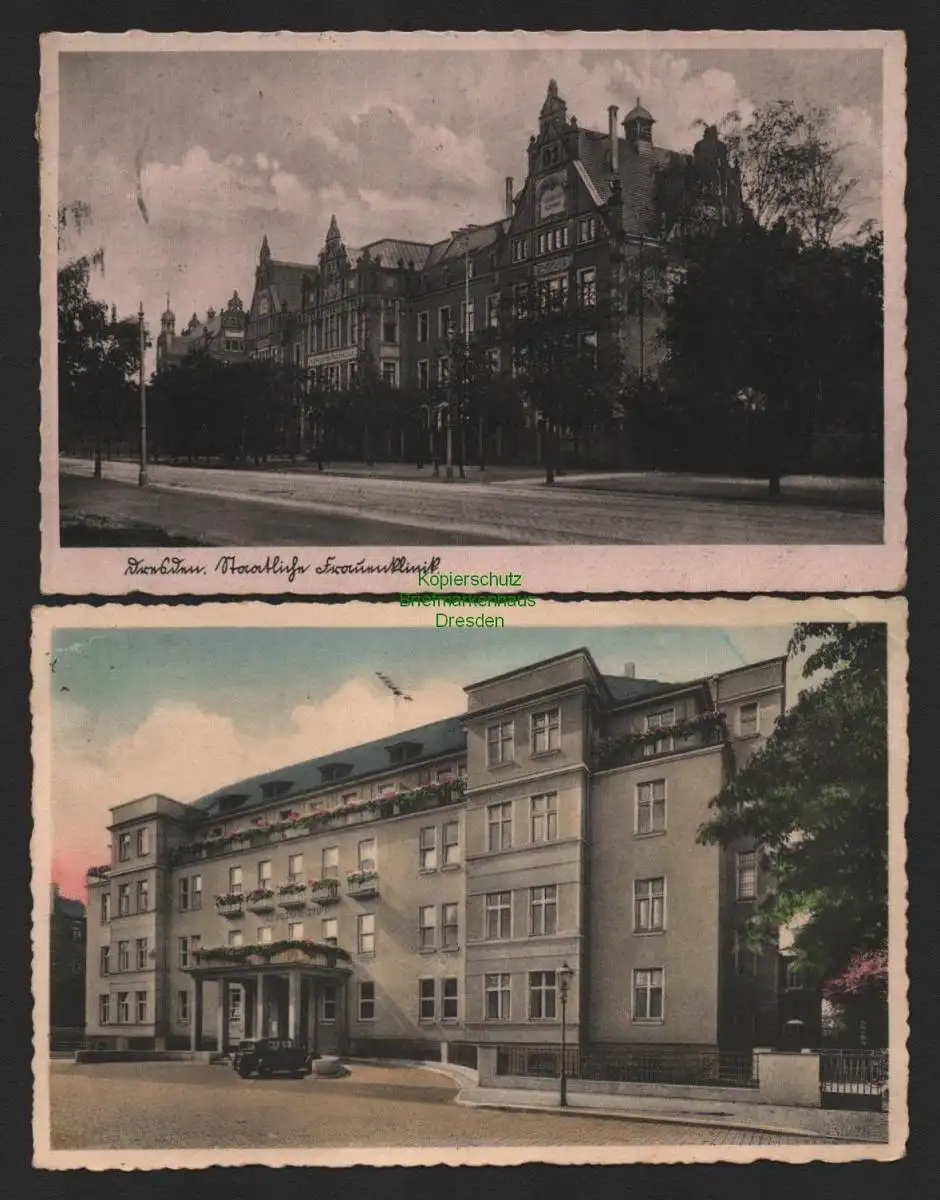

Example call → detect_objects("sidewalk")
454 1083 890 1144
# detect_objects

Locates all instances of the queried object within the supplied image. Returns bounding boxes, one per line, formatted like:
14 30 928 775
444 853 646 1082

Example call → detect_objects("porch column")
190 976 203 1052
337 977 349 1055
288 971 301 1042
255 972 265 1039
217 978 230 1054
306 980 318 1054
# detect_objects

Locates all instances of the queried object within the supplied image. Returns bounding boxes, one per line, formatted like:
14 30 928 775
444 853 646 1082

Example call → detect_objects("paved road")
59 474 510 547
59 458 882 545
48 1061 821 1150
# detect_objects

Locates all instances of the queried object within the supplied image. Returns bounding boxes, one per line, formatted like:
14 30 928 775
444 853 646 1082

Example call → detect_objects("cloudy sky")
49 623 814 898
55 43 883 370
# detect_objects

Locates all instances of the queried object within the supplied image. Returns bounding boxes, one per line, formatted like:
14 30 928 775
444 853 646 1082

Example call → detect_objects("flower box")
246 890 276 913
216 898 245 917
346 871 379 898
277 884 308 908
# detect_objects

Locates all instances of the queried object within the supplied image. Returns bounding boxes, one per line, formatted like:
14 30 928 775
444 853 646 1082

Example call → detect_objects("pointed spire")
326 214 341 243
260 233 271 265
540 77 567 119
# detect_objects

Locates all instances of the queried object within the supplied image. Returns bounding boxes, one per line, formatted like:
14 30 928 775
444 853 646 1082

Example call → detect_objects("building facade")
82 648 786 1059
243 81 741 420
155 290 249 373
50 884 86 1041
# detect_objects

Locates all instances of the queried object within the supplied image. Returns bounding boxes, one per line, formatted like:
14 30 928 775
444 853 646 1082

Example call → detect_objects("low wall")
73 1050 221 1064
479 1047 822 1108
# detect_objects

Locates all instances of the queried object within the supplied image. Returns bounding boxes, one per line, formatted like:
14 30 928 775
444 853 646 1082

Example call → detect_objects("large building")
243 82 742 428
82 647 785 1061
50 884 86 1043
155 290 249 373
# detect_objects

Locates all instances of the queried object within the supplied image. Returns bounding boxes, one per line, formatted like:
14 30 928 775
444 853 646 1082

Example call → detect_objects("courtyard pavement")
48 1060 831 1151
59 458 882 545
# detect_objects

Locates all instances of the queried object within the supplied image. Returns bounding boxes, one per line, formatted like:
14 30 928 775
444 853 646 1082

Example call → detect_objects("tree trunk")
93 439 102 480
399 426 406 462
478 417 486 471
459 423 466 479
496 423 503 461
544 422 556 486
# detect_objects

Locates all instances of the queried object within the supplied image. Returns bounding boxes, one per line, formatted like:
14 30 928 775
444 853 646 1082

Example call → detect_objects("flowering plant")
311 878 340 892
194 937 351 965
346 870 378 886
278 881 307 895
245 888 275 902
87 864 111 878
823 949 888 1002
214 892 245 906
593 710 726 768
171 777 466 863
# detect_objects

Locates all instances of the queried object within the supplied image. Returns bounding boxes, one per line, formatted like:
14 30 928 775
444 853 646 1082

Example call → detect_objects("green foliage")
697 623 888 982
659 222 883 483
718 100 859 246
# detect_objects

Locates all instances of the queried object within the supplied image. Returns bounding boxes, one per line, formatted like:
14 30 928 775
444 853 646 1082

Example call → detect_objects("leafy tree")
697 622 888 987
718 100 859 247
501 282 621 484
822 947 888 1047
58 264 144 476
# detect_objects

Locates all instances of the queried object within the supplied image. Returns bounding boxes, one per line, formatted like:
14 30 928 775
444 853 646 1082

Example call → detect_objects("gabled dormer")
385 740 424 765
319 761 353 784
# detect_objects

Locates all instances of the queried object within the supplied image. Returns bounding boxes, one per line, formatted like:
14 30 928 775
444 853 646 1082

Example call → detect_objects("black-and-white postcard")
40 30 906 595
32 598 908 1166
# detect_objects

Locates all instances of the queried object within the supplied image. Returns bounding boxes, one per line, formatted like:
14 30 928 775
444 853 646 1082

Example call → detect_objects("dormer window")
319 762 353 783
216 794 249 814
386 741 423 765
261 780 293 801
542 143 561 168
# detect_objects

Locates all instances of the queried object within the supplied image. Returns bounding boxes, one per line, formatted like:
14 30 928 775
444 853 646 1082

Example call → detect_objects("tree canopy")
697 623 888 984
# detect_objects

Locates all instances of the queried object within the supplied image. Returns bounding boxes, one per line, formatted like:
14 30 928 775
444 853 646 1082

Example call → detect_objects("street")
48 1061 822 1149
59 458 883 546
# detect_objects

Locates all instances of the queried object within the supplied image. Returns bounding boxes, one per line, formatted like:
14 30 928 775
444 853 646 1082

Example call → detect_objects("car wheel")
237 1063 253 1079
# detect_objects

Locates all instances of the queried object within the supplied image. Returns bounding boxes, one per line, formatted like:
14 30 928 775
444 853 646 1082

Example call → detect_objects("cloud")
51 676 466 898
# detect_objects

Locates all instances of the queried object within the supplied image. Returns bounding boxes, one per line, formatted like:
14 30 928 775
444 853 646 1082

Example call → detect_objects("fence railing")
495 1044 757 1088
819 1049 888 1110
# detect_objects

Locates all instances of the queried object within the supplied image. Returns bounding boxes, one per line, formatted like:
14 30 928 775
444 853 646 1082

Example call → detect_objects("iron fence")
495 1044 757 1088
819 1049 889 1111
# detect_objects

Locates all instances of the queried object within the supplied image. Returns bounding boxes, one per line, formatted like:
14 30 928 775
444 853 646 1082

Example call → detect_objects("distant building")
50 883 86 1041
82 647 785 1059
155 290 249 373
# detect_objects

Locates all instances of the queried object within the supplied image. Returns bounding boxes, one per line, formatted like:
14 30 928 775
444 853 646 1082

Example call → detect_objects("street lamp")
138 301 149 487
558 959 574 1108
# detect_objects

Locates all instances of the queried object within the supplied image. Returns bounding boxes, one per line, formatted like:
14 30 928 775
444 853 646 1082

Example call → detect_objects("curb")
453 1096 880 1144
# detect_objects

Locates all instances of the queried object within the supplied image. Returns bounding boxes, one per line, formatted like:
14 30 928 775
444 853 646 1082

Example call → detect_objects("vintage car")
231 1037 316 1079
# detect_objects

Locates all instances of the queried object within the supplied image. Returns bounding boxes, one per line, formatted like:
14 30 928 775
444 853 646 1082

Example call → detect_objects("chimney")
623 662 635 678
505 176 514 220
608 106 619 173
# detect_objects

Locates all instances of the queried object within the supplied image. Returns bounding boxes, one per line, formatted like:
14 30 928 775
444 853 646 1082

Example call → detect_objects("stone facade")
244 81 742 399
155 290 249 373
83 648 784 1057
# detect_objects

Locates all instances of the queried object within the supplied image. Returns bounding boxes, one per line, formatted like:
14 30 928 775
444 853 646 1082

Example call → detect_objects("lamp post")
138 301 149 487
558 959 574 1108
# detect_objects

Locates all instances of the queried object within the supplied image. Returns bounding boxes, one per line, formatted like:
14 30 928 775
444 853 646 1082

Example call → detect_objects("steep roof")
601 675 686 704
578 127 679 235
266 260 317 313
55 896 86 919
191 714 467 818
424 219 506 269
361 238 433 270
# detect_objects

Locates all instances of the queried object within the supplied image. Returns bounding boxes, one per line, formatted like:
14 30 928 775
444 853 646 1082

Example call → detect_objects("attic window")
261 780 293 801
216 794 249 814
386 741 423 765
319 762 353 783
542 144 561 168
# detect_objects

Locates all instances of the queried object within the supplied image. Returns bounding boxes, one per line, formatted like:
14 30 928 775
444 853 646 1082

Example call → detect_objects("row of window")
98 991 149 1025
101 879 150 921
100 938 151 975
511 216 598 264
484 967 662 1023
486 706 561 766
